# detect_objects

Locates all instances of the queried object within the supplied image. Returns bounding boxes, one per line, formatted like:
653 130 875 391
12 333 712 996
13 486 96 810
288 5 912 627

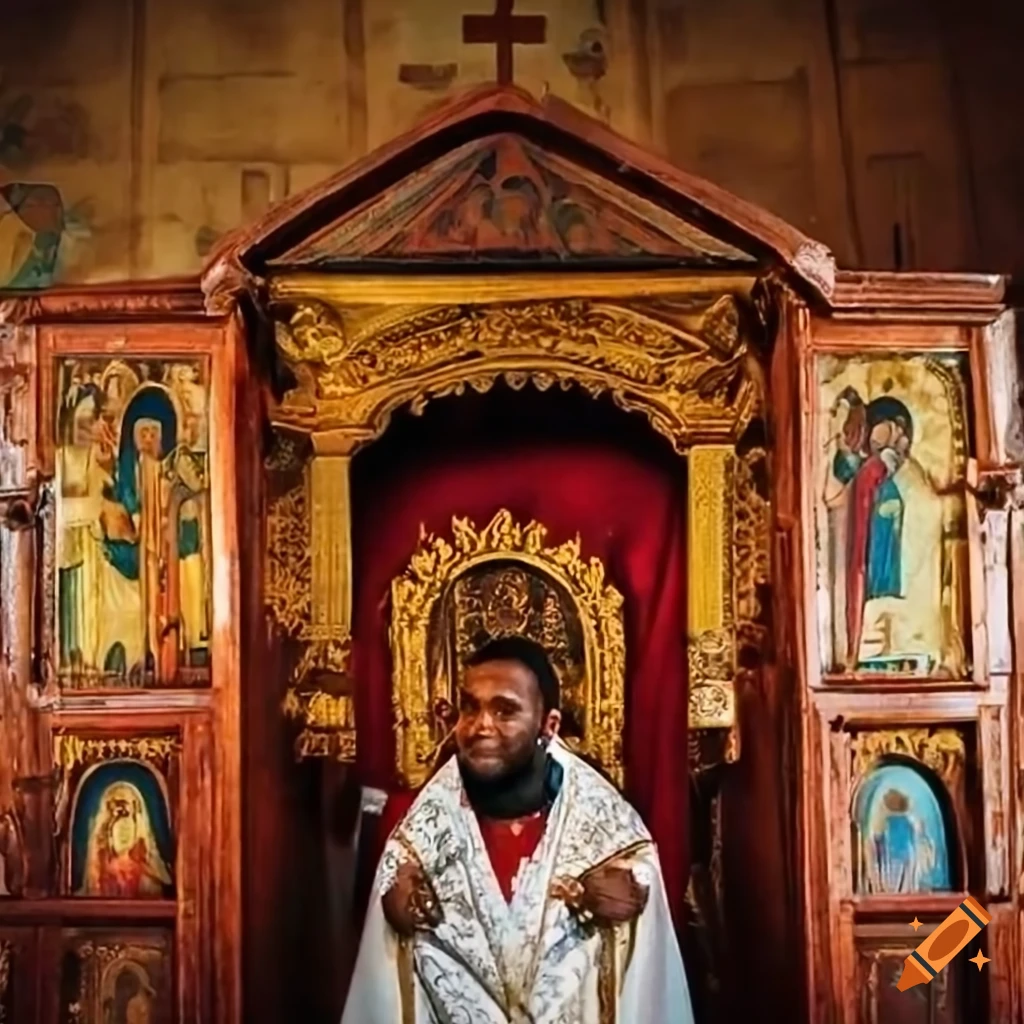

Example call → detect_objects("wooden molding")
0 277 209 323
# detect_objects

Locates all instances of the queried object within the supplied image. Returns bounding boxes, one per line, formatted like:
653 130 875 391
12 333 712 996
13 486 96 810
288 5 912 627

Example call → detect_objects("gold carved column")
687 445 736 731
277 431 357 762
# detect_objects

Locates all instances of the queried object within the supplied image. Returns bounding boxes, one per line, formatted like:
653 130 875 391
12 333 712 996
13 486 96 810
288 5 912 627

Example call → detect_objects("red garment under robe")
372 793 547 904
476 810 548 902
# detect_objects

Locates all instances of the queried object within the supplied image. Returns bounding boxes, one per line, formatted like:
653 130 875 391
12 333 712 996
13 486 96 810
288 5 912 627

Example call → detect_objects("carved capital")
0 297 43 326
793 240 836 300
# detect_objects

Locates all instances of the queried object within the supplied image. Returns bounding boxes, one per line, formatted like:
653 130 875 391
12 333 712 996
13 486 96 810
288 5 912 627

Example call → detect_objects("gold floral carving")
734 448 770 630
265 482 311 635
266 468 357 764
850 728 966 788
270 294 760 450
390 509 626 788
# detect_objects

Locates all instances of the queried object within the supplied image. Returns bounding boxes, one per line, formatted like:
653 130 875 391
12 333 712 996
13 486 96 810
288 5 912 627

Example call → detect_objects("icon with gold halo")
897 895 991 991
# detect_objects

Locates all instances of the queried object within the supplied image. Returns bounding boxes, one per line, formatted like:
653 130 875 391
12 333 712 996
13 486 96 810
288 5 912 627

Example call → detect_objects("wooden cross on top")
463 1 548 86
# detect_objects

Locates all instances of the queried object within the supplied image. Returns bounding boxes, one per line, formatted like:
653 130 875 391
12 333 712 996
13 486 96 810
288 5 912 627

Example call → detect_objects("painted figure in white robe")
78 780 173 898
343 635 693 1024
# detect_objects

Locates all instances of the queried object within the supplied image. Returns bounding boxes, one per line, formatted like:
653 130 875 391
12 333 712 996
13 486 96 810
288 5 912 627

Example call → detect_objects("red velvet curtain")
349 385 689 924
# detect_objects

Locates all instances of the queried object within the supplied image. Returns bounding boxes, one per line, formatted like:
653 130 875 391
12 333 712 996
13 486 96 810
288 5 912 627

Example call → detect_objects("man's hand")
553 861 650 926
381 861 443 937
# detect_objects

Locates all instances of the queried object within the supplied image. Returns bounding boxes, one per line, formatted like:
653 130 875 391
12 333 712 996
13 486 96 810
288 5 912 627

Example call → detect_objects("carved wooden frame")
389 509 626 788
35 324 231 693
801 288 1022 1024
264 272 772 758
51 731 182 898
803 335 978 687
0 292 238 1024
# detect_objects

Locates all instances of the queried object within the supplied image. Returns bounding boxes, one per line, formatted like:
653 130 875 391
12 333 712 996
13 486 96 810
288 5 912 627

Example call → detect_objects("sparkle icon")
969 950 990 971
897 896 991 991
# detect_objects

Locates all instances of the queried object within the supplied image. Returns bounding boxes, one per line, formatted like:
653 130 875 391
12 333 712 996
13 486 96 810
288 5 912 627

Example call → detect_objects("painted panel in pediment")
272 134 757 267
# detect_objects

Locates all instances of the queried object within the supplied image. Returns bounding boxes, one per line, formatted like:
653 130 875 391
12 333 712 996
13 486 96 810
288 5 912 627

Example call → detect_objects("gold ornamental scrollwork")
266 460 357 764
281 635 357 763
687 629 736 729
850 728 966 788
391 509 626 788
269 293 760 450
52 733 182 772
687 446 770 739
265 481 311 635
733 448 770 631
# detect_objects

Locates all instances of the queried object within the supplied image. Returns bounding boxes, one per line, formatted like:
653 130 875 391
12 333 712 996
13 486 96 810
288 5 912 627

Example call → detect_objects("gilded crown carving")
390 510 626 789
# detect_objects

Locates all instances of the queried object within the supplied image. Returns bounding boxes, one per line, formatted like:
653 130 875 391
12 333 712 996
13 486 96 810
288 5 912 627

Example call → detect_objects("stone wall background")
0 0 1020 286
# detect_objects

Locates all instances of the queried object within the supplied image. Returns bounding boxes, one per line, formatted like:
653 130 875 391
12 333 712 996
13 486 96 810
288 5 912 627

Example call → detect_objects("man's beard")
459 739 551 819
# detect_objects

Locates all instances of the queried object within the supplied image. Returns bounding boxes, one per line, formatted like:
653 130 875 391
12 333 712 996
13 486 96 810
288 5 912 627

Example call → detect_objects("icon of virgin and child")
822 379 963 674
56 358 209 685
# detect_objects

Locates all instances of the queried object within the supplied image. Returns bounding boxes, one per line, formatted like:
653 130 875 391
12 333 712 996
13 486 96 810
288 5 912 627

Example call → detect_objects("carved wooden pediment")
271 134 756 267
201 85 835 306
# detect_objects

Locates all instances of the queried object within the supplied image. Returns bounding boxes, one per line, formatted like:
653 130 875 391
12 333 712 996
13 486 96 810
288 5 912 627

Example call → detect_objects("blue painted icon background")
854 760 952 894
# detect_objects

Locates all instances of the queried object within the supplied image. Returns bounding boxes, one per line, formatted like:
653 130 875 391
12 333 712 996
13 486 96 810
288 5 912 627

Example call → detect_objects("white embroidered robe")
342 741 694 1024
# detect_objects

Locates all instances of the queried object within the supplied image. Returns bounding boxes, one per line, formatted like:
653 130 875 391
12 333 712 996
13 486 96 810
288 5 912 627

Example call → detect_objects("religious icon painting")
56 735 180 900
60 929 173 1024
852 760 955 896
53 355 211 688
813 352 971 679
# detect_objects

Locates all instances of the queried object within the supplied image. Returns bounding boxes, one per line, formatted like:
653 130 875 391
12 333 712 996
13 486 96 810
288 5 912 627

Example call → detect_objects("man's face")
455 659 545 782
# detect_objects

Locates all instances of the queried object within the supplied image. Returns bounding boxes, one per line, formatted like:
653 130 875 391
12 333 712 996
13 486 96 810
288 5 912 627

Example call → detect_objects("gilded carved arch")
390 510 626 788
263 276 770 765
268 285 762 450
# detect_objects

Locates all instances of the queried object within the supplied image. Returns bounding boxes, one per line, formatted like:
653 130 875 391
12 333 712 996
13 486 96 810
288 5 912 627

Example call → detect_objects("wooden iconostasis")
795 303 1023 1024
0 275 1020 1024
0 309 240 1024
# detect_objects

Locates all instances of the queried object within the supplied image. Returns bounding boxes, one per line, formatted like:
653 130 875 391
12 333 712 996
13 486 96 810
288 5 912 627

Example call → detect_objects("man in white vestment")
342 635 694 1023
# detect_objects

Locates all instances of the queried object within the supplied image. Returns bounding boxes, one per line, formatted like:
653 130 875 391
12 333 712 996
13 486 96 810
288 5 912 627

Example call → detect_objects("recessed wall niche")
846 727 972 896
